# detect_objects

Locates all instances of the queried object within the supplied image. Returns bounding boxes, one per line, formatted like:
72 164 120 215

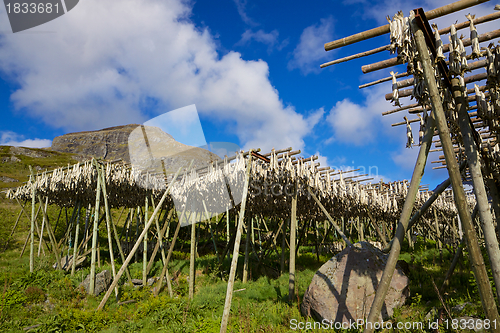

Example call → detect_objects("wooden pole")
289 182 298 302
433 209 442 251
281 221 286 275
29 167 35 273
71 202 81 276
307 187 352 246
149 202 173 297
97 163 185 310
362 28 500 74
324 0 490 51
97 163 119 298
189 213 196 300
242 218 250 284
143 197 148 286
203 200 220 263
219 153 253 333
153 206 187 297
453 76 500 302
414 18 499 328
89 160 102 296
37 195 63 271
364 18 438 328
109 208 132 283
37 197 48 257
146 207 171 273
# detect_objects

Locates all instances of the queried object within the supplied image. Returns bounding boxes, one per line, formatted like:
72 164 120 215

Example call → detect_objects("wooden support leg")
29 167 35 273
364 19 438 330
242 218 250 284
97 164 119 297
90 160 102 295
219 154 252 333
143 198 149 287
97 164 185 310
37 195 63 271
189 214 196 299
71 203 81 276
289 184 297 302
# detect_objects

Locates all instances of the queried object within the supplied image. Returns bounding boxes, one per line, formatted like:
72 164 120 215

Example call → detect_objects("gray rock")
452 302 472 314
52 254 86 271
0 176 18 183
301 242 409 324
79 270 112 296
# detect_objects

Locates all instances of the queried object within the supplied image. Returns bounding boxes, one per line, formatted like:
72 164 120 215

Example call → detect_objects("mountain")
51 124 220 173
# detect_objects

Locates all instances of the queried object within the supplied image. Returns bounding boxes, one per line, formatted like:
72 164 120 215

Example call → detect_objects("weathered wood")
143 198 148 287
89 160 102 295
29 167 35 273
37 197 48 257
363 29 500 74
97 163 118 298
365 18 439 332
324 0 490 51
97 163 185 310
220 154 253 333
289 183 297 302
189 214 196 299
242 218 250 284
413 19 500 329
321 45 390 68
307 187 352 246
453 76 500 303
71 202 81 276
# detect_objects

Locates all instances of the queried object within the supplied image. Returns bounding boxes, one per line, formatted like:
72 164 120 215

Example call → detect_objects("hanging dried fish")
404 116 414 148
458 36 468 74
417 113 425 145
431 23 445 62
486 44 497 81
466 14 481 59
390 71 401 107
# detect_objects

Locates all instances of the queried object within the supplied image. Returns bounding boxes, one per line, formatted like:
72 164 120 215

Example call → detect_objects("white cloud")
0 0 319 153
0 131 52 148
326 84 390 145
233 0 258 26
237 29 288 53
288 17 334 75
392 146 420 170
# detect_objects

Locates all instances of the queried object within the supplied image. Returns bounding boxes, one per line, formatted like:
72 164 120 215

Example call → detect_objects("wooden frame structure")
321 0 500 331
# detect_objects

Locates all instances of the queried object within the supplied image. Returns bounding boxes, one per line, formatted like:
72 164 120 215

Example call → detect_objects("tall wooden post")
29 167 35 273
220 153 252 333
143 197 149 286
453 76 500 302
71 202 81 276
242 218 250 283
364 15 437 329
98 164 119 298
406 15 498 329
90 159 102 295
189 213 196 300
37 197 48 257
281 222 286 275
289 182 297 302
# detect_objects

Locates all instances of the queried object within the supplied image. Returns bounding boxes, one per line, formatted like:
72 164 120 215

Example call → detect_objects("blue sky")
0 0 496 189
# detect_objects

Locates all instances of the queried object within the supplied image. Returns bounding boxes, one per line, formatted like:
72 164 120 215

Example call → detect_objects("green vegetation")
0 146 492 332
0 234 491 333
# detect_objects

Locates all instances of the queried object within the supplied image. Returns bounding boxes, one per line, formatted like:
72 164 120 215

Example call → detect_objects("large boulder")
301 242 409 324
79 270 112 296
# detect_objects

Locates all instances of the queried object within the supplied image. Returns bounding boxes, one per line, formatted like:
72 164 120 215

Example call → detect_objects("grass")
0 148 492 332
0 234 490 333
